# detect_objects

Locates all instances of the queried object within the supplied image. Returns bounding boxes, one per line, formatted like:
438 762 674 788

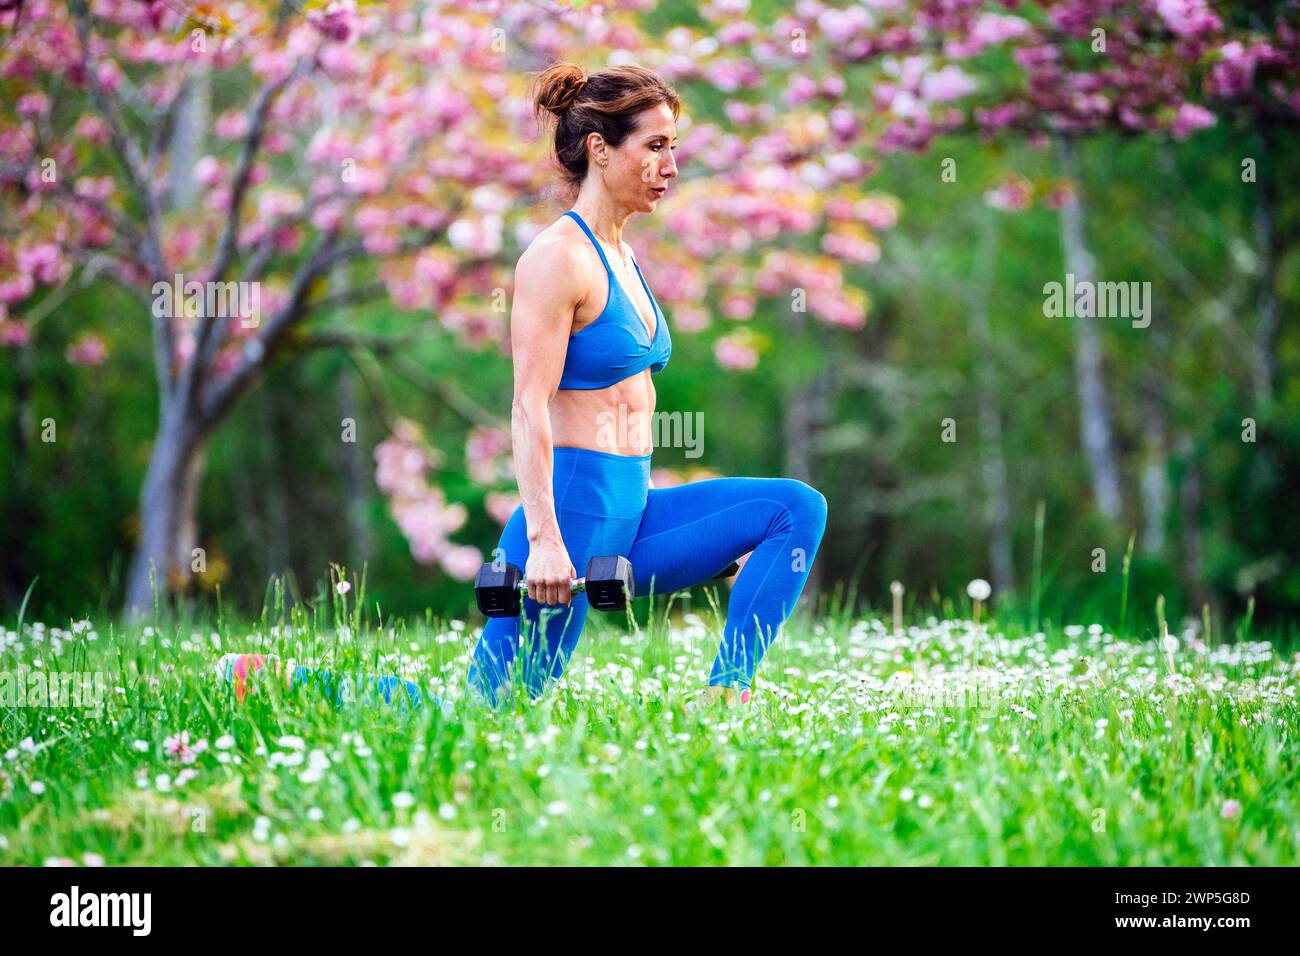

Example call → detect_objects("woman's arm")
508 237 588 606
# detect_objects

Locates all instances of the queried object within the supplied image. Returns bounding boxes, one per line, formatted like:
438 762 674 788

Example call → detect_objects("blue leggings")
467 446 828 704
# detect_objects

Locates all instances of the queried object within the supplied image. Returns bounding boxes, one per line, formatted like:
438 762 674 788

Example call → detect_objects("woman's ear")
586 131 608 168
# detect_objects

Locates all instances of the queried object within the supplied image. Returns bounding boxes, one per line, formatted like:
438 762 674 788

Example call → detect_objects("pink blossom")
855 197 898 230
649 467 681 489
309 2 356 43
194 156 225 189
975 102 1027 134
1171 103 1216 140
271 225 301 252
164 731 196 765
205 186 233 213
466 425 512 485
824 152 867 182
485 491 521 526
920 65 975 103
17 243 68 285
311 200 347 233
447 215 503 257
66 333 108 366
443 544 484 582
74 176 114 202
818 5 872 45
946 13 1030 59
258 189 303 219
715 334 758 370
95 60 123 93
822 232 881 265
724 100 753 125
984 177 1033 212
1042 181 1077 210
1155 0 1222 40
74 115 111 145
173 332 195 370
363 230 399 255
17 92 50 117
828 104 858 141
0 274 36 305
721 292 755 320
1207 41 1258 98
0 317 30 347
255 129 291 156
375 420 481 575
214 111 249 140
306 127 354 164
821 75 846 100
783 74 819 106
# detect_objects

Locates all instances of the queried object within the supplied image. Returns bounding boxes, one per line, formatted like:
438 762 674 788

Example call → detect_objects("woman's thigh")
626 476 824 597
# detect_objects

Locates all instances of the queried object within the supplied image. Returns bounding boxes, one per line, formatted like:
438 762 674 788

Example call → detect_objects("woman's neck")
571 187 631 247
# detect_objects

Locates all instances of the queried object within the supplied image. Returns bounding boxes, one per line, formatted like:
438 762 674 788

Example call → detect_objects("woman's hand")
524 536 577 606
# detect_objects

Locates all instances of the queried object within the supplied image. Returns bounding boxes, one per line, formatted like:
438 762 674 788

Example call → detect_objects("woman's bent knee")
779 478 828 532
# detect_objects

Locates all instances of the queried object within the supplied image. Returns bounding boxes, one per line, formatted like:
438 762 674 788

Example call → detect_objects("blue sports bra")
558 210 672 390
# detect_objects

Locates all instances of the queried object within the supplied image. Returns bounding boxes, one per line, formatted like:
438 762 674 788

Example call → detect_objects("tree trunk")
1138 376 1169 554
1176 433 1209 612
1057 138 1123 523
122 58 215 618
780 304 834 608
338 370 374 569
1251 124 1279 404
123 407 204 616
967 213 1016 595
1 340 37 608
1138 148 1176 555
167 61 210 211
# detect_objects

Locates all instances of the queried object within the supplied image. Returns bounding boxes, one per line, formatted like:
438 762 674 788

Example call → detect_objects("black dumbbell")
475 555 635 618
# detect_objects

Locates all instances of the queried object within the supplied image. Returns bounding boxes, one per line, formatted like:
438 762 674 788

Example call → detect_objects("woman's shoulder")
517 215 597 276
513 216 599 306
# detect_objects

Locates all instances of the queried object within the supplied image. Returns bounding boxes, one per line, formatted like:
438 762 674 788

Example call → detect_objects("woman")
467 63 828 708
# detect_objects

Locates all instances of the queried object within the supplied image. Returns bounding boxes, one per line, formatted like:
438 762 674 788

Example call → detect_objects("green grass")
1 586 1298 866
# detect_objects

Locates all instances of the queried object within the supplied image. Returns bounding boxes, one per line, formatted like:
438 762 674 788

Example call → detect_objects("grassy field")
2 584 1297 866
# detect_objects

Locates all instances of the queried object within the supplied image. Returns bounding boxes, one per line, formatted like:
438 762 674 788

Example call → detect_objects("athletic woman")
219 64 827 712
467 63 828 708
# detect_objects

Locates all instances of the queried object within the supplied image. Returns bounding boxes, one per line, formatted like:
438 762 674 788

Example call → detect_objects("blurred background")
1 0 1296 633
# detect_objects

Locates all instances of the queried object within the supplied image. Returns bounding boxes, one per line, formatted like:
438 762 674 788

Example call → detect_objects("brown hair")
532 62 681 193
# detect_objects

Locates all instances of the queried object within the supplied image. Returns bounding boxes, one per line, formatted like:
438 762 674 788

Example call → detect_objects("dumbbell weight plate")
583 555 635 612
475 561 525 618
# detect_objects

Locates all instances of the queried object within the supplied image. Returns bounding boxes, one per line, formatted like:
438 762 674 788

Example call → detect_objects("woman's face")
595 102 678 214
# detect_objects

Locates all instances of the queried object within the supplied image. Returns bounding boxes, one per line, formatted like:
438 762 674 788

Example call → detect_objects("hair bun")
534 63 588 117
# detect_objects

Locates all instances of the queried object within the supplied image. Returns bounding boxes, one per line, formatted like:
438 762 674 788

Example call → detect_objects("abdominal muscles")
551 373 657 456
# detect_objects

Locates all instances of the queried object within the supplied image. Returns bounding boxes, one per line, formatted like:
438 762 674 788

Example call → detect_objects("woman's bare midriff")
550 371 656 457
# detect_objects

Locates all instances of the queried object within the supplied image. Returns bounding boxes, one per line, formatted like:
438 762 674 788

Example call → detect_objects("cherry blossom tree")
3 0 1295 614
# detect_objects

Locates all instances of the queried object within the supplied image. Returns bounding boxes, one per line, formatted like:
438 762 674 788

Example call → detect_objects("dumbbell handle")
521 563 738 591
519 577 589 593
